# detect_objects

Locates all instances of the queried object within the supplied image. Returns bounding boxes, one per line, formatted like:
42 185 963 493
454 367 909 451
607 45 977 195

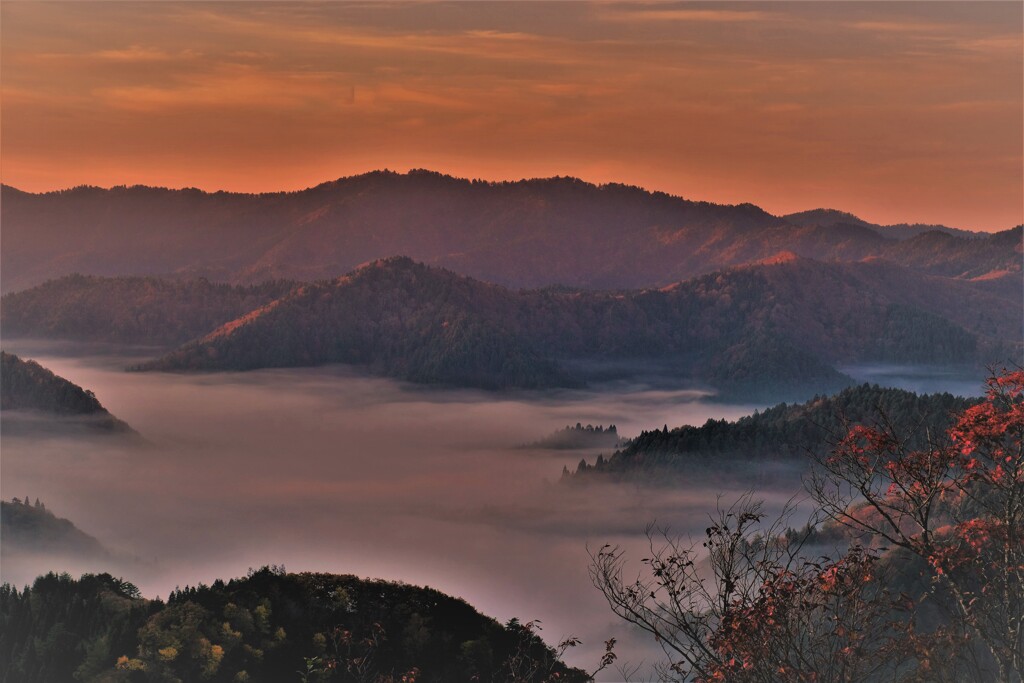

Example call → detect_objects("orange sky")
2 1 1021 230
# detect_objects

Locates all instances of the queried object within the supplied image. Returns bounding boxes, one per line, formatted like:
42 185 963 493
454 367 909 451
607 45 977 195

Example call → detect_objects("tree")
590 496 906 682
808 369 1023 681
592 369 1023 682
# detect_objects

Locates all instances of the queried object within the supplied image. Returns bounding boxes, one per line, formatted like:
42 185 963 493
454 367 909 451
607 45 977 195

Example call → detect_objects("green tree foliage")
1 352 106 415
0 568 587 683
571 384 973 479
0 573 155 683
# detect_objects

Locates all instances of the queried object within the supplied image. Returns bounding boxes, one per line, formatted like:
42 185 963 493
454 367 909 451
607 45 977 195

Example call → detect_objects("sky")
1 1 1021 231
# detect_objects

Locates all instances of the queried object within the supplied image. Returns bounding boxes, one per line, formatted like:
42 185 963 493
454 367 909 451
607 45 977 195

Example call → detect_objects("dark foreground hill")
0 568 586 683
0 352 133 433
3 170 1019 292
569 384 975 480
131 256 1017 394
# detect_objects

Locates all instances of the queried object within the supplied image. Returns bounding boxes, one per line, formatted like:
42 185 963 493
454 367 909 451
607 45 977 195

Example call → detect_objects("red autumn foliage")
811 368 1023 682
594 370 1023 682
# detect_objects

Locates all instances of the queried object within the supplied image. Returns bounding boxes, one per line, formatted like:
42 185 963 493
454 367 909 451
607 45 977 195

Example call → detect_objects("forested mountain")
1 275 295 345
569 384 975 479
782 208 982 240
3 170 1018 292
0 568 586 683
0 352 132 432
1 499 108 559
131 255 1017 393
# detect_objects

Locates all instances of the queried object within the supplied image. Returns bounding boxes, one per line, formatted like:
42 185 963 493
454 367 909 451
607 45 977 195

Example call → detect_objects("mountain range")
3 170 1019 293
5 254 1018 396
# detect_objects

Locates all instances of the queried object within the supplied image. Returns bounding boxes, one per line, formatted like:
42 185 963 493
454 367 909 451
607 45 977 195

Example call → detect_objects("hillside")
1 275 295 345
570 384 975 479
0 568 587 683
0 499 108 558
3 170 1019 292
0 352 132 433
130 256 1017 393
134 258 572 389
782 208 982 240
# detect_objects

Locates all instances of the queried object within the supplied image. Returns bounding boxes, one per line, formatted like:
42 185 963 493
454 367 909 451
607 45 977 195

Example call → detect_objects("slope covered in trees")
0 499 108 559
3 170 1018 293
589 370 1024 682
1 275 295 345
0 568 587 683
133 255 1016 393
570 384 975 479
782 208 982 239
0 352 132 432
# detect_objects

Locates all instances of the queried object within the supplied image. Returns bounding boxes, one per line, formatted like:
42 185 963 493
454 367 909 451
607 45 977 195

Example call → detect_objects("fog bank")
3 344 969 674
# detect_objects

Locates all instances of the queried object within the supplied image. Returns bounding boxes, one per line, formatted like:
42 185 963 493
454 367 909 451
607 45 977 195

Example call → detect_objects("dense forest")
1 275 295 345
5 251 1017 395
0 352 132 432
1 499 108 558
2 171 1019 293
126 255 1015 393
587 370 1023 682
0 568 587 683
569 383 975 479
782 208 981 239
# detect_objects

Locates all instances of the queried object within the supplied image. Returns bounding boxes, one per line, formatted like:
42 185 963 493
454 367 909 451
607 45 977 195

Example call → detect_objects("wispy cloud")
93 45 191 62
601 8 777 23
846 20 952 34
94 66 356 112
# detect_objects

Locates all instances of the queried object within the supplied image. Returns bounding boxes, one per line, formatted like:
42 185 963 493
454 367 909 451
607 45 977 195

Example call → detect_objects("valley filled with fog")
0 341 989 674
0 342 759 670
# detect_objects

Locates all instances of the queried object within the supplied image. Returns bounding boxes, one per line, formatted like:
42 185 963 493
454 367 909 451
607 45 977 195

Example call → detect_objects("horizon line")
2 167 1017 234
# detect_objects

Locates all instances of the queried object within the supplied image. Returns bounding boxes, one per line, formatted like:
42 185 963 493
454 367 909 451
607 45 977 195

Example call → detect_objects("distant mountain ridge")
782 208 982 240
3 170 1018 292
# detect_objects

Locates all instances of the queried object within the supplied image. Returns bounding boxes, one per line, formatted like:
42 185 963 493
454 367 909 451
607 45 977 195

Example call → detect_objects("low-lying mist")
1 343 971 675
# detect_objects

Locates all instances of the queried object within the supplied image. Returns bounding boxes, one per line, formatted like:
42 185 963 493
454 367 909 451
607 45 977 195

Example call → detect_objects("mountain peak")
784 208 870 229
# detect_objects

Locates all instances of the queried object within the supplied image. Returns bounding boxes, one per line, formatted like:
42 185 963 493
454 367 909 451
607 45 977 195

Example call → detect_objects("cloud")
1 1 1020 229
956 35 1024 56
600 7 778 23
846 20 952 34
94 66 357 112
93 45 185 62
